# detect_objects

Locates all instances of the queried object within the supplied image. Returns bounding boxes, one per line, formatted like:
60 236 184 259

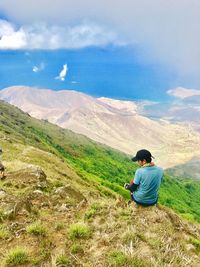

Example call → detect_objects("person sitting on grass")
124 149 163 206
0 148 6 179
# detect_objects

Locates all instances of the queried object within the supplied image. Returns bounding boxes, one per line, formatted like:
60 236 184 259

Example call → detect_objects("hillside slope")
166 157 200 181
0 100 200 223
0 129 200 266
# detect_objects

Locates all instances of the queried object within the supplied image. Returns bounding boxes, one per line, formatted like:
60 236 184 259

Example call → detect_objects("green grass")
191 238 200 250
3 247 29 266
0 226 10 239
71 243 84 254
107 251 129 267
26 221 48 236
56 254 70 267
1 100 200 222
84 202 102 220
68 223 91 240
107 251 150 267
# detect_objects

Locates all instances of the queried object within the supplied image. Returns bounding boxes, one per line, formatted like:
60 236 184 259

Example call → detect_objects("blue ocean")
0 46 177 101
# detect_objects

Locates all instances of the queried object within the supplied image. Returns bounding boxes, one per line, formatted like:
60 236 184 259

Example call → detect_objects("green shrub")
84 208 97 220
39 239 52 260
107 250 150 267
107 251 129 267
130 259 150 267
56 254 70 267
68 223 91 240
0 226 10 239
84 202 104 220
191 238 200 250
26 221 48 236
3 247 29 266
71 243 84 254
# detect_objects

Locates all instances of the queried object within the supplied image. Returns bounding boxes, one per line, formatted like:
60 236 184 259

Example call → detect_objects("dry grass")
0 138 200 267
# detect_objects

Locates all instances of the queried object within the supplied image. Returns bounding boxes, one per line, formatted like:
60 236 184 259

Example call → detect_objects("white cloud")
167 87 200 99
0 19 26 49
32 62 45 73
1 1 200 76
55 64 68 81
0 19 122 50
0 19 14 35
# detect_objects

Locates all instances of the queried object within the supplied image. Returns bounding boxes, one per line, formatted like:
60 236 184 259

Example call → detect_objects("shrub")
0 226 10 239
129 258 150 267
56 254 70 267
71 243 84 254
39 239 52 261
84 202 102 220
84 208 97 220
26 221 48 236
107 251 129 267
107 251 150 267
68 223 91 240
3 247 29 266
191 238 200 250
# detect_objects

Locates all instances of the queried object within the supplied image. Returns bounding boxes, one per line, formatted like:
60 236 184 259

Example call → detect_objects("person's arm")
124 183 139 192
124 169 141 192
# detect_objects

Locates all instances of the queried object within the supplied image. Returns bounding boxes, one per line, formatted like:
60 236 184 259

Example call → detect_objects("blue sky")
0 47 180 101
0 0 200 101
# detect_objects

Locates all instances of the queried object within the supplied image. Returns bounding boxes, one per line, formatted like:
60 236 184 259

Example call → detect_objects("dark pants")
131 194 158 207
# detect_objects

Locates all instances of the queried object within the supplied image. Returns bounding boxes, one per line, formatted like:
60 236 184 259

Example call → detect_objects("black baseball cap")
131 149 154 162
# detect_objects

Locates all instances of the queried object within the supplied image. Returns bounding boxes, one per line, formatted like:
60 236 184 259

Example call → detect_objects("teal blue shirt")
133 165 163 204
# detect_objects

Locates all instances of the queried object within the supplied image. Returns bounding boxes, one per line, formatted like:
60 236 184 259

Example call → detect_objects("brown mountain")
1 85 200 169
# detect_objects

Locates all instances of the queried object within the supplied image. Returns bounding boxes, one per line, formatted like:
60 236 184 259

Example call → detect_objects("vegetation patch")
107 250 129 267
71 243 84 254
191 238 200 250
107 250 150 267
56 254 70 267
84 203 102 220
26 221 48 236
0 226 10 239
3 247 29 266
68 223 91 240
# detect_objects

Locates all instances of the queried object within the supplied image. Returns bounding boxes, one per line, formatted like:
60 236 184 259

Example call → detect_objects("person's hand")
124 183 130 190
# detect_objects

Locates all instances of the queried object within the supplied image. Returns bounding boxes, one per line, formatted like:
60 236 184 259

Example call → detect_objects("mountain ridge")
1 86 200 170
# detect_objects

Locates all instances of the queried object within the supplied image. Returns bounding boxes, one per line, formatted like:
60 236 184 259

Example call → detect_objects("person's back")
133 165 163 205
124 149 163 206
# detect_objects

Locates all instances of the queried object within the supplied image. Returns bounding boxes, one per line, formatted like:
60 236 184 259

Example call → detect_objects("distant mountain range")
1 85 200 171
166 157 200 181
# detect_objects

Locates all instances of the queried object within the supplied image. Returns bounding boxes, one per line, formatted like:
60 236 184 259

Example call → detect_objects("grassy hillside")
166 157 200 181
0 141 199 267
0 100 200 266
0 100 200 223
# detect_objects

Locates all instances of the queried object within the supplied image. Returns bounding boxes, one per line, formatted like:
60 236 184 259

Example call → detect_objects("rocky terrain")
0 138 200 267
